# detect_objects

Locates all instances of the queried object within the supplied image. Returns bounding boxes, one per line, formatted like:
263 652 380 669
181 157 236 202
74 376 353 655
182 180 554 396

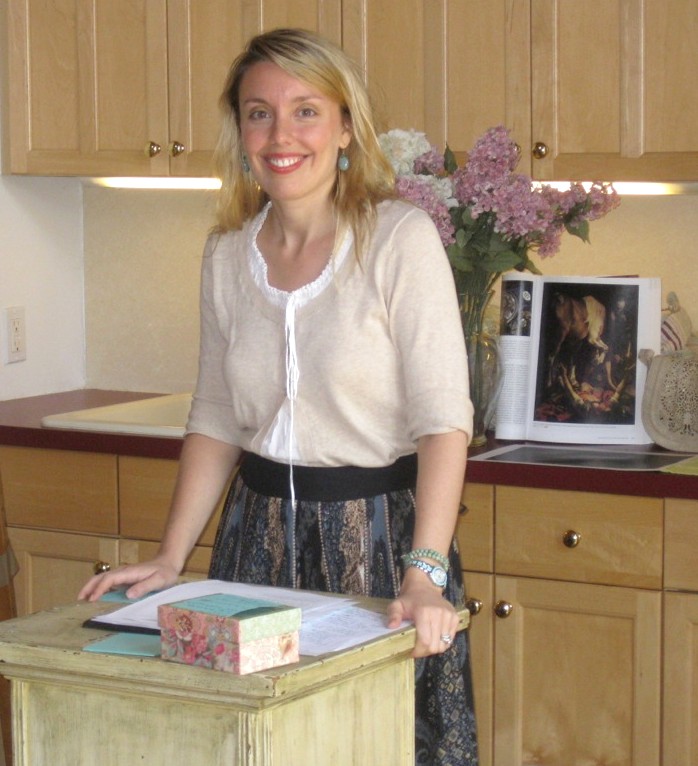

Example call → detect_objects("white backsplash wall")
0 176 84 401
535 194 697 323
83 190 698 395
84 187 217 393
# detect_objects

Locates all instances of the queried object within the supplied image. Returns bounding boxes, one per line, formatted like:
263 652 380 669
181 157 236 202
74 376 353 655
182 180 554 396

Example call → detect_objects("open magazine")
494 274 662 444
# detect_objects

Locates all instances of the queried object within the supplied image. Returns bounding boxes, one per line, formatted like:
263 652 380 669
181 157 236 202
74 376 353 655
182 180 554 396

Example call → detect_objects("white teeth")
268 156 301 168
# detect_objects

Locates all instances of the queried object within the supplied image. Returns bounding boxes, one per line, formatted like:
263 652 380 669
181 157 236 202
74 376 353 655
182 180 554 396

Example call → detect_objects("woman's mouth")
265 155 305 173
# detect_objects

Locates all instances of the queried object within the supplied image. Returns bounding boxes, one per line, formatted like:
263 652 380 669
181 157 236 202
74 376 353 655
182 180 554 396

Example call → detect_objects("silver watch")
408 559 448 588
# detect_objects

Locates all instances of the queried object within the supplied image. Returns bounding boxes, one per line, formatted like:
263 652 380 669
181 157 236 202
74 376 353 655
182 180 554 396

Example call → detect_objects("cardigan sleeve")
185 233 241 445
378 204 474 443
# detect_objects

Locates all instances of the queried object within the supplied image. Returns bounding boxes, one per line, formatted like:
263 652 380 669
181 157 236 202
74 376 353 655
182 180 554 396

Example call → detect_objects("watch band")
406 558 448 588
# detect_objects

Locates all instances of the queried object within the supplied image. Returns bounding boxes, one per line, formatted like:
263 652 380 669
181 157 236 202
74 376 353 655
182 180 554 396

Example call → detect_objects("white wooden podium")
0 600 467 765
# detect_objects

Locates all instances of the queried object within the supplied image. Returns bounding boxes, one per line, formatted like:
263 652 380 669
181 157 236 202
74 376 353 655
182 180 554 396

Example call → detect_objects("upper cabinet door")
5 0 342 177
341 1 525 160
166 0 256 178
342 0 441 137
166 0 342 178
445 0 530 161
6 0 170 176
530 0 698 181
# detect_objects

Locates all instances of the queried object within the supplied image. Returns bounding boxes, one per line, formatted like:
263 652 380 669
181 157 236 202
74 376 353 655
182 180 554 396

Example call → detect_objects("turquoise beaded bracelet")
401 547 450 572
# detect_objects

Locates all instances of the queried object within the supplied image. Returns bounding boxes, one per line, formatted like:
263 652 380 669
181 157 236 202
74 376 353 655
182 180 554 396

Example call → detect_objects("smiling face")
238 61 352 210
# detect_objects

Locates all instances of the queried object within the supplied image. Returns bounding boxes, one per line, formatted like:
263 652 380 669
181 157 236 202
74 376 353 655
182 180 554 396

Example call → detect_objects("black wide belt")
239 452 418 502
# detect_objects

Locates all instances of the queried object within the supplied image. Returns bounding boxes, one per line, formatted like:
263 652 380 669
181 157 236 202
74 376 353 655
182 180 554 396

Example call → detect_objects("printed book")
494 274 662 444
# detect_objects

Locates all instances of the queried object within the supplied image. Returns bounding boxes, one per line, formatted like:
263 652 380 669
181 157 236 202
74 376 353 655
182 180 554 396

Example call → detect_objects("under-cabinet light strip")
86 177 222 190
86 177 690 195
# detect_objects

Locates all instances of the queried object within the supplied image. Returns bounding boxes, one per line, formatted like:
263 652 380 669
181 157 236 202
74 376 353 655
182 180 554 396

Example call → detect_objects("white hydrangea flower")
378 129 433 175
430 175 458 208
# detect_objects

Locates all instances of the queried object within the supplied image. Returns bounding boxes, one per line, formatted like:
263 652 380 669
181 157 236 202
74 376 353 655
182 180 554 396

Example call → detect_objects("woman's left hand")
386 570 460 658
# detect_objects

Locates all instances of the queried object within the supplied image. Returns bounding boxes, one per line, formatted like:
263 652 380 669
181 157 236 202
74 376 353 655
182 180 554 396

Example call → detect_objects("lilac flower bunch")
380 126 620 442
379 125 620 320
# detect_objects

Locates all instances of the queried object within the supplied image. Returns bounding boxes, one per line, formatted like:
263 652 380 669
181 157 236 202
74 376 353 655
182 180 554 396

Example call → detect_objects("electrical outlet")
5 306 26 363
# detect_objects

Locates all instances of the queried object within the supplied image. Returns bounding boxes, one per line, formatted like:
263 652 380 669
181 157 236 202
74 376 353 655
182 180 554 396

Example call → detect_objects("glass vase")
459 281 502 447
463 331 501 446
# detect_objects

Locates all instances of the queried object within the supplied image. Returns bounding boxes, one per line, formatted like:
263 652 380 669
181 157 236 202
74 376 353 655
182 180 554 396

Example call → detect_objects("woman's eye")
298 107 317 118
248 109 269 121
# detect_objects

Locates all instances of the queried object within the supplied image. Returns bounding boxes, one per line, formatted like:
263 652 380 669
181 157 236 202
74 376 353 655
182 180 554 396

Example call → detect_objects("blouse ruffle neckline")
247 202 353 309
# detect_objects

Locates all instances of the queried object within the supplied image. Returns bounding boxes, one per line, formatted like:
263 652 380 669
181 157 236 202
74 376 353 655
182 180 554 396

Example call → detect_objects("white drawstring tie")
285 294 299 508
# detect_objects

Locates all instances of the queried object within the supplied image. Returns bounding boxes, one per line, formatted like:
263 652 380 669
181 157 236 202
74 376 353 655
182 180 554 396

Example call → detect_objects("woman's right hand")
78 557 180 603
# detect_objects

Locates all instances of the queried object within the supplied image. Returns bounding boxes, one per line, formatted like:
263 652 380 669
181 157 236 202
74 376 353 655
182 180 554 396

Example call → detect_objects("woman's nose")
270 114 292 143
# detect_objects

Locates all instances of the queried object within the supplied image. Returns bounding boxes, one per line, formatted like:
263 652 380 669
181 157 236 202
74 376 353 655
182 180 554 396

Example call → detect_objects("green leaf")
522 256 542 275
447 245 475 273
480 251 523 272
565 219 590 242
444 146 459 174
486 231 514 254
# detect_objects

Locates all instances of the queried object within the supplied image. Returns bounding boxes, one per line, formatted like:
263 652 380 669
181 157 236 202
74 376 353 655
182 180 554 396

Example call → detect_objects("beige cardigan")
186 200 473 467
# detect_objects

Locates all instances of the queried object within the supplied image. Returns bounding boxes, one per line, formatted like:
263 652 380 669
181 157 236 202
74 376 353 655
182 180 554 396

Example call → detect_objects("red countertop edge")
0 390 183 460
0 390 696 499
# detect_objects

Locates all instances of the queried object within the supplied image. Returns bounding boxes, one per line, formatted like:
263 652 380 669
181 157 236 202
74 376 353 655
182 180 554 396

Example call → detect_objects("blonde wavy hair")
213 28 395 253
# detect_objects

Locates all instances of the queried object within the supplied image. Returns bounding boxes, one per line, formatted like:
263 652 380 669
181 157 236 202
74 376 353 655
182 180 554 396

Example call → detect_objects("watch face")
430 566 448 588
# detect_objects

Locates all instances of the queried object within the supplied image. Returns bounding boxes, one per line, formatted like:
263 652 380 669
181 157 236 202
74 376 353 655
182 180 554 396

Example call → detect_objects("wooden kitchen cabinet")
663 592 698 766
4 0 521 175
456 483 495 766
119 454 230 578
342 0 525 154
0 447 230 617
6 0 698 180
4 0 341 176
6 0 171 175
0 445 119 616
0 446 118 536
457 484 664 766
120 539 213 579
494 575 660 766
662 498 698 766
529 0 698 181
119 455 225 544
7 527 119 617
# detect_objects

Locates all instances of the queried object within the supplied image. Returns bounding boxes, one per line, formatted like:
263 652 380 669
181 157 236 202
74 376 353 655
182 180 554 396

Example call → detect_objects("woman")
80 28 477 765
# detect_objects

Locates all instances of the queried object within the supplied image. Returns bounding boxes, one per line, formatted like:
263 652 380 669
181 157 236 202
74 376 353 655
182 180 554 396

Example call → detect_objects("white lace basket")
640 349 698 452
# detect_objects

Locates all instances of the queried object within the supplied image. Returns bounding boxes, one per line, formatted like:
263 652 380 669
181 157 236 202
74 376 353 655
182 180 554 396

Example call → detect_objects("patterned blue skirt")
209 455 479 766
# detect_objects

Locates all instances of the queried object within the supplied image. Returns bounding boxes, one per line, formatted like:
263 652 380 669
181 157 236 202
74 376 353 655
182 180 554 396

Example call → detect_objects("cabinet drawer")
118 456 226 545
665 499 698 591
455 483 494 573
495 487 663 588
0 446 118 535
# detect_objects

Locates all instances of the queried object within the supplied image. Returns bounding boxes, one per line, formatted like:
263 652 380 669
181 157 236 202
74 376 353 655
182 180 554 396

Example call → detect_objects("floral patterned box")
158 593 301 674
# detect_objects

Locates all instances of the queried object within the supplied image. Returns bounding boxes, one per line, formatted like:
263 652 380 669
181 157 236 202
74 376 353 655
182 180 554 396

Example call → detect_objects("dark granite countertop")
0 390 696 499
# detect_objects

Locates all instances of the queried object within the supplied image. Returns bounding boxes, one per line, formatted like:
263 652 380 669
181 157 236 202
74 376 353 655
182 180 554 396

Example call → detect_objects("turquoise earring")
337 151 350 172
241 154 250 173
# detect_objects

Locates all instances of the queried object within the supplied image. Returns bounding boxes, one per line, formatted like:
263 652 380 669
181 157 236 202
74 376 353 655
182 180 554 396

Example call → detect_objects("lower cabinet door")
462 571 494 766
8 527 119 617
493 576 661 766
663 591 698 766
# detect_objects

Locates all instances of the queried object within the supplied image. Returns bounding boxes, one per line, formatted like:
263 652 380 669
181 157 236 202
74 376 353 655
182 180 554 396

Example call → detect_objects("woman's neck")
257 202 340 292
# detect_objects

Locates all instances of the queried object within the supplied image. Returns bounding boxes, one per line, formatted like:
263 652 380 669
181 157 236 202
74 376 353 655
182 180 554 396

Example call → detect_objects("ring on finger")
440 633 453 645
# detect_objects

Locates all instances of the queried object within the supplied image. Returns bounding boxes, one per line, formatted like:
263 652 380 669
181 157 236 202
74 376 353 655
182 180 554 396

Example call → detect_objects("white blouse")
247 203 353 466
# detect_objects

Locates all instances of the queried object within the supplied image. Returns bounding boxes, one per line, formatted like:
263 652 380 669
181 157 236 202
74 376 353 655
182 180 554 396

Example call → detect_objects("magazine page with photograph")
495 274 662 444
495 276 537 439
